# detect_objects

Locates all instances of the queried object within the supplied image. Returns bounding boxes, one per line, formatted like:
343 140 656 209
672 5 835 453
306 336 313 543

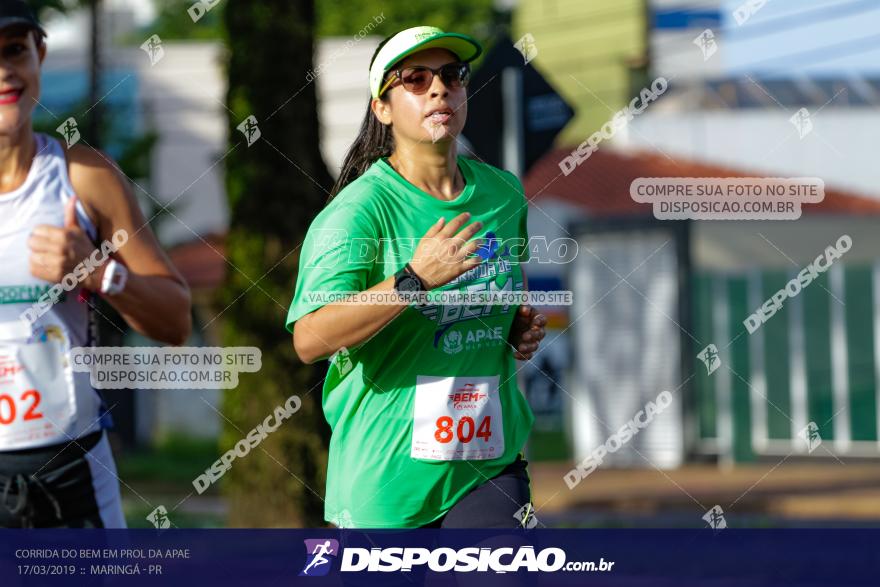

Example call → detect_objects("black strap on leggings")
0 430 103 528
0 472 64 528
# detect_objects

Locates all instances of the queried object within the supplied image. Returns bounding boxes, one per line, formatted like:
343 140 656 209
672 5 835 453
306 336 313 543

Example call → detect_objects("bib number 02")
0 390 44 425
0 328 77 450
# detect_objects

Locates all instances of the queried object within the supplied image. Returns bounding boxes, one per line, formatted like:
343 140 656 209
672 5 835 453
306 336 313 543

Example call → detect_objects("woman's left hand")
28 196 106 292
509 304 547 361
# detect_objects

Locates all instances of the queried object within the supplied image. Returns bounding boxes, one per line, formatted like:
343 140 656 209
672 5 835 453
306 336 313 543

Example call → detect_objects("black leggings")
338 457 536 586
420 454 533 529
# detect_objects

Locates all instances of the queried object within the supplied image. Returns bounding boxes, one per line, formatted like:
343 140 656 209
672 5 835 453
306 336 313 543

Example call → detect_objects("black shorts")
420 453 534 529
0 430 126 528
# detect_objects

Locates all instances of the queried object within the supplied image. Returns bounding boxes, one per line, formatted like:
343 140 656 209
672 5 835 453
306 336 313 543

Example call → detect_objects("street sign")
462 34 574 176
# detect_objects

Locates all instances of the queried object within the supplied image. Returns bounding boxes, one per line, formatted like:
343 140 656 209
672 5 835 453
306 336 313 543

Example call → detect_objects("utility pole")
87 0 102 147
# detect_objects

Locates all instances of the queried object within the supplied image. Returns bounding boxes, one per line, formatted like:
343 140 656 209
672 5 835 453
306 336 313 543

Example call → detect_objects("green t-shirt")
286 154 534 528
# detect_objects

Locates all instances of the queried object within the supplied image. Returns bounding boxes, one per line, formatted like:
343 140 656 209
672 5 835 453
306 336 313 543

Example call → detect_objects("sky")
721 0 880 77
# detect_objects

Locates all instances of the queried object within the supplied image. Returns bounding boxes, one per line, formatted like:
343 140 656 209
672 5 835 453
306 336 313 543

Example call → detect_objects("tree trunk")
221 0 333 527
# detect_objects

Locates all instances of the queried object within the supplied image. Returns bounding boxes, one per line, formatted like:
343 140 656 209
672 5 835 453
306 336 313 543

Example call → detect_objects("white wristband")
100 259 129 296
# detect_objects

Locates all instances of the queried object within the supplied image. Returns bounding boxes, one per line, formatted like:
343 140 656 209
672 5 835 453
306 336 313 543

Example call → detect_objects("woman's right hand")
408 212 484 290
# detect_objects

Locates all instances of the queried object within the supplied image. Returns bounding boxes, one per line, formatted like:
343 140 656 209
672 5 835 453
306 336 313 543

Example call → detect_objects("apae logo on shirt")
441 326 505 355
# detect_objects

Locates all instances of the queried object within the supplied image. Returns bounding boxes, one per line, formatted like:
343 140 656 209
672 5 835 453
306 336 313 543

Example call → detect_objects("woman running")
288 26 547 528
0 1 191 527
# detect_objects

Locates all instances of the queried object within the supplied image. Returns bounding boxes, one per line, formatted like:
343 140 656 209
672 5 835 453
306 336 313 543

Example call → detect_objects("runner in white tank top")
0 3 192 528
0 132 104 444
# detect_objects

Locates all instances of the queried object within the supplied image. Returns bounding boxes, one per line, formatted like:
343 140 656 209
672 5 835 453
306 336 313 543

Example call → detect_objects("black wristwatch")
394 263 426 294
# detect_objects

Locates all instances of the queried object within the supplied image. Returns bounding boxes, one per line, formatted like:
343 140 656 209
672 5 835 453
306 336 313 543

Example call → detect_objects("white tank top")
0 132 105 450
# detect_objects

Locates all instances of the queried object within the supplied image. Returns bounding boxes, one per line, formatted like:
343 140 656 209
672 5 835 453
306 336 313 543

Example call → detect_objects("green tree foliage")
142 0 223 41
27 0 68 20
316 0 496 44
220 0 333 527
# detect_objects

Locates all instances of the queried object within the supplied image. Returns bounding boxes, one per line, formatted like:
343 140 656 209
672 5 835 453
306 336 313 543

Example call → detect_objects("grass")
117 433 219 486
124 503 225 529
527 427 570 461
116 433 227 528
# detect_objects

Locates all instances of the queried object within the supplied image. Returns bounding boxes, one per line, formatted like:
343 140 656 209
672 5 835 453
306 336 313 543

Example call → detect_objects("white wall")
137 42 229 245
626 110 880 201
314 37 383 175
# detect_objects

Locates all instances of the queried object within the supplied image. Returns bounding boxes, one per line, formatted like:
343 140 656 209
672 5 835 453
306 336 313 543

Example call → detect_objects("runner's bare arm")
292 275 407 364
292 213 484 364
67 146 192 346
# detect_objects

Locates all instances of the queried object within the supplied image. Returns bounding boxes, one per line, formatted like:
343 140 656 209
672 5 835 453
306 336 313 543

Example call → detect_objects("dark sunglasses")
378 61 470 97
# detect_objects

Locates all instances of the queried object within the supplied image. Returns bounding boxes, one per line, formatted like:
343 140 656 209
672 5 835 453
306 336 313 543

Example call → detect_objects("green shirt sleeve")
286 202 379 332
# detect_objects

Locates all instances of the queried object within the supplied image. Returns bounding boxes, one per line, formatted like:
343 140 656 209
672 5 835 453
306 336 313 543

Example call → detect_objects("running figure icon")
299 539 339 577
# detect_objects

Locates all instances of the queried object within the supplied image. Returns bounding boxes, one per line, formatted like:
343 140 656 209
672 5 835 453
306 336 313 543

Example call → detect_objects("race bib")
0 321 77 451
411 375 504 461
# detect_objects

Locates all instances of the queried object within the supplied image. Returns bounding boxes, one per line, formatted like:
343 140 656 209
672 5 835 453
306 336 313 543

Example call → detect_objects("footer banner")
1 529 877 586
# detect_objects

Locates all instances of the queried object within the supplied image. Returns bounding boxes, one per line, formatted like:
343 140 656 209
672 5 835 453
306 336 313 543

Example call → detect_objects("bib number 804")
0 390 44 425
434 415 492 444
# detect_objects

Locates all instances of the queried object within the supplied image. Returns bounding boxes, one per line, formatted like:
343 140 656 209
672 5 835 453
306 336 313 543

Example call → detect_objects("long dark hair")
328 36 397 202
